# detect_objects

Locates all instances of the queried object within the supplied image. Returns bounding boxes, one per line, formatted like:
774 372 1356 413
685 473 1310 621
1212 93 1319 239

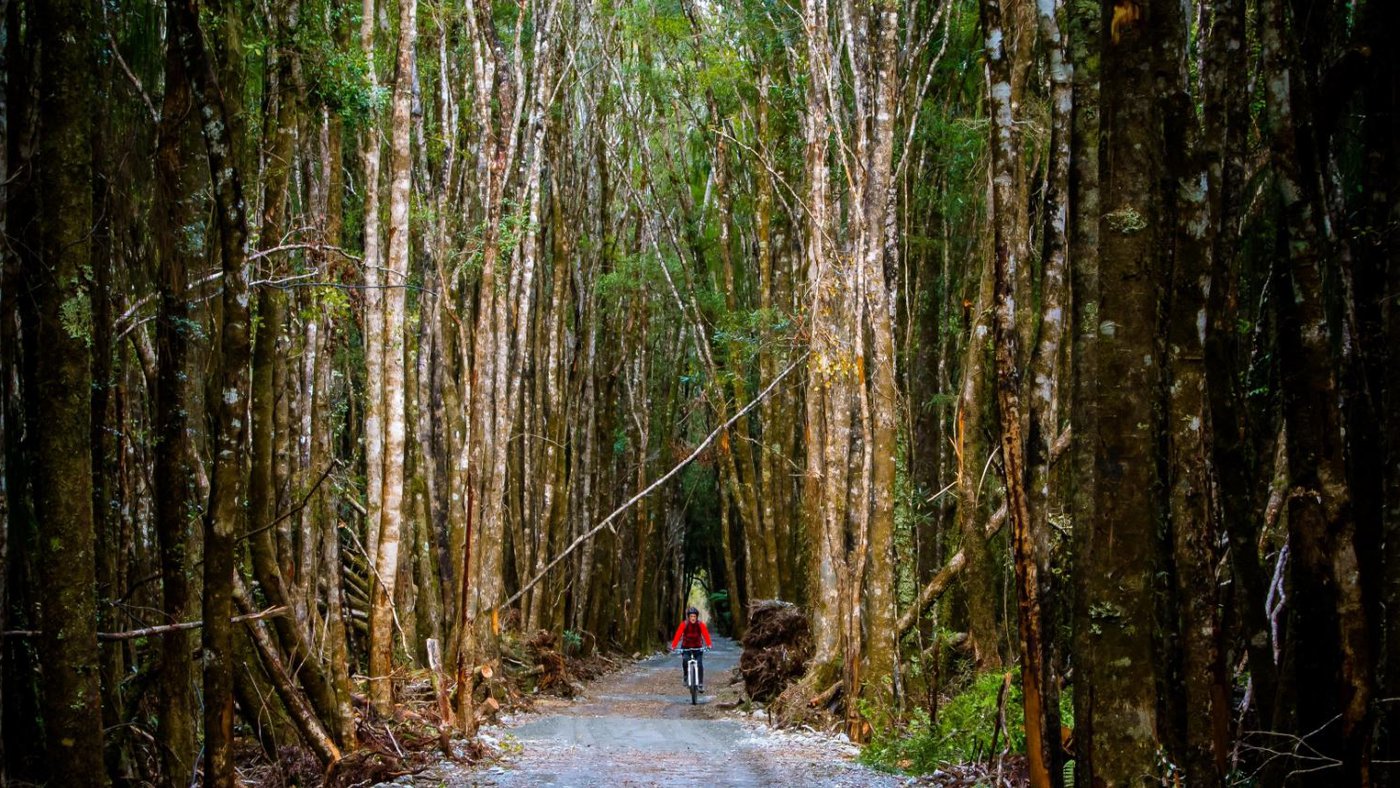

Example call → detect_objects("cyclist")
669 606 713 690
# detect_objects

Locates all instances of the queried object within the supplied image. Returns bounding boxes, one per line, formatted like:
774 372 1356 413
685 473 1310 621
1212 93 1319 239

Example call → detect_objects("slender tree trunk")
980 1 1053 782
858 0 901 725
360 0 387 622
169 0 254 781
801 0 843 673
953 259 1001 668
369 0 415 716
151 29 201 784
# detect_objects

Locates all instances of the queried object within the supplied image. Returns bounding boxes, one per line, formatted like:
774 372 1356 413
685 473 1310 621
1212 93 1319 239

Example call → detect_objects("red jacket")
670 619 712 650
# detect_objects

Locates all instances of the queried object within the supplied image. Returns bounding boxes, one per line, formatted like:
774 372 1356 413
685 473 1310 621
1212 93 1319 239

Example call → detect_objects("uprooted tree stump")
525 629 575 697
739 600 813 703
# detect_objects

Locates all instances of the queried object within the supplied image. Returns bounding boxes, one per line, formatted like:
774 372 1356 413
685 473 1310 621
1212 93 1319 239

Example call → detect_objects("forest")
0 0 1396 784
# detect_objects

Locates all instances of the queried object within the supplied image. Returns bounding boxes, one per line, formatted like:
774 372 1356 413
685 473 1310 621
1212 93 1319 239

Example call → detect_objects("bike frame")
682 648 702 686
680 647 703 704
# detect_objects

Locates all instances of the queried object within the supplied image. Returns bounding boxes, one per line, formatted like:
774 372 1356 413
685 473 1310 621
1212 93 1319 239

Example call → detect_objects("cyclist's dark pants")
680 649 704 685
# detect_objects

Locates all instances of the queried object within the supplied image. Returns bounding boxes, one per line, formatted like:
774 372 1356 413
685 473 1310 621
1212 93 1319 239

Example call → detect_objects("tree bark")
369 0 416 716
1074 0 1165 780
980 0 1054 781
28 0 106 780
169 0 254 782
1160 0 1229 779
1262 0 1373 777
151 26 201 783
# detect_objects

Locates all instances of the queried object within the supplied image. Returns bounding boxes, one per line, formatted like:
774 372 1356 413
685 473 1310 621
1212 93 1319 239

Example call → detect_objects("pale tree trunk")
801 0 844 675
505 0 557 633
370 0 416 716
799 0 900 738
857 0 901 726
360 0 386 599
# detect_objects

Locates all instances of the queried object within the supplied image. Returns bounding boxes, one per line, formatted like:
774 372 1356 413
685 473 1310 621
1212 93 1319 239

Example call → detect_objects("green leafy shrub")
862 671 1026 773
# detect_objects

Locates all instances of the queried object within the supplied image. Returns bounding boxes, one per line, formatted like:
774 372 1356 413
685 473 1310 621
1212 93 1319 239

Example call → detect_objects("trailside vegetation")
0 0 1395 784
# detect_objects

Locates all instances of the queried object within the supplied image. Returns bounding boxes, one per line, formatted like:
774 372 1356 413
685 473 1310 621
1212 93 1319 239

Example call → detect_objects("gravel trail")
416 636 907 787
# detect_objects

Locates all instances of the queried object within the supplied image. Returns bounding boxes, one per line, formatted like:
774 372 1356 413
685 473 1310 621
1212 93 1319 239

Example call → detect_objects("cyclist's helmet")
686 606 699 616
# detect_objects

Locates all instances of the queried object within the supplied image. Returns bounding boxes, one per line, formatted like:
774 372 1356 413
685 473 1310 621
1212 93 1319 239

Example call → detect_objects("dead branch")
501 351 810 611
897 503 1008 635
3 606 289 641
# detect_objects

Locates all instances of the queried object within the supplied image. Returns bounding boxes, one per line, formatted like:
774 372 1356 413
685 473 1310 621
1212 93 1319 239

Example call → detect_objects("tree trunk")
980 1 1054 782
27 0 105 780
1161 0 1229 779
1262 0 1373 776
1074 0 1165 780
169 0 254 781
954 235 1002 669
151 27 201 783
369 0 415 716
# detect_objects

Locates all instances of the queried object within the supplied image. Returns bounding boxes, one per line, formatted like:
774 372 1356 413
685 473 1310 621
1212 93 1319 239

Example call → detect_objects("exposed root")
738 600 813 703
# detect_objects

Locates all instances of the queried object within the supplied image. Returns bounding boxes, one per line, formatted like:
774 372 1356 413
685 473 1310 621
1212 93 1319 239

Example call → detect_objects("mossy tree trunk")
27 0 106 781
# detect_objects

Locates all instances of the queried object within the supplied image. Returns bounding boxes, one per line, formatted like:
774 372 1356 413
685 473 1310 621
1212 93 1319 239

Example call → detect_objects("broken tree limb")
897 503 1008 636
2 606 290 640
810 680 842 709
233 577 341 767
500 352 810 612
895 428 1069 638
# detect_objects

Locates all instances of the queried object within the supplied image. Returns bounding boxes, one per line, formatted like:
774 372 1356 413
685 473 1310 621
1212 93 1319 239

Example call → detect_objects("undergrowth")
861 671 1039 773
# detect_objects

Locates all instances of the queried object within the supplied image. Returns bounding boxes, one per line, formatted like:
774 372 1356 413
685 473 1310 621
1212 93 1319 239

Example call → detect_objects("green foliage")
60 291 93 346
562 629 583 653
862 671 1031 772
297 0 384 126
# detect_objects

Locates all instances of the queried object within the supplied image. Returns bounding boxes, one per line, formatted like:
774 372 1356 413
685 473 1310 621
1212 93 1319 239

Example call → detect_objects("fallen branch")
234 577 341 767
239 461 338 545
501 351 810 611
897 504 1008 636
809 680 842 709
2 606 289 641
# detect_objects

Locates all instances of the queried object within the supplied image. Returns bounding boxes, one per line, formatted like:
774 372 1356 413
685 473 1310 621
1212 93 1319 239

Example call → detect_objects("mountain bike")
676 647 705 705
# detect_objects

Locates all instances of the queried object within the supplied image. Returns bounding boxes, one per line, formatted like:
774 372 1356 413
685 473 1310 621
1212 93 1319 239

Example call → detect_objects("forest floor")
411 636 910 787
